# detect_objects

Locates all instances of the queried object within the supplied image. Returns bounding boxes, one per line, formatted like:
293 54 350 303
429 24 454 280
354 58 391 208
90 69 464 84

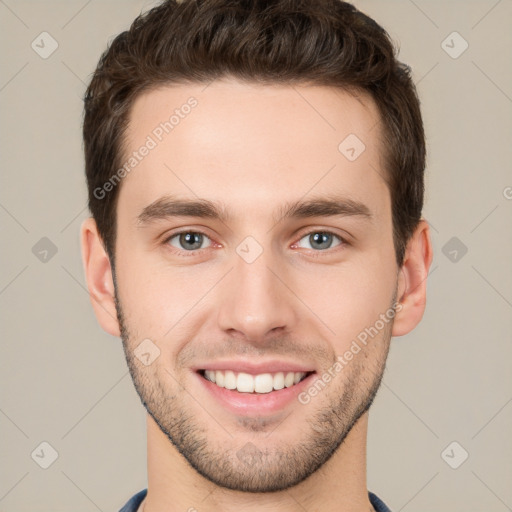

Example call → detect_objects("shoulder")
118 488 148 512
369 491 392 512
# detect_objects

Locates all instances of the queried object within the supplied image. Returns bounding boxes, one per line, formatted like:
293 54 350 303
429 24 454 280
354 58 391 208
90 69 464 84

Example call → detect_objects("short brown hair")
83 0 425 268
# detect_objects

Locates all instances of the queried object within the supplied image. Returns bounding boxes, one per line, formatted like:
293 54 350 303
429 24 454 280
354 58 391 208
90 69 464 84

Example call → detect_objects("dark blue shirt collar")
119 488 392 511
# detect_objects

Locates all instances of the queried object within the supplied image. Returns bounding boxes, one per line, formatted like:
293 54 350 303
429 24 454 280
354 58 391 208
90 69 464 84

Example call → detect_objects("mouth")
197 369 315 394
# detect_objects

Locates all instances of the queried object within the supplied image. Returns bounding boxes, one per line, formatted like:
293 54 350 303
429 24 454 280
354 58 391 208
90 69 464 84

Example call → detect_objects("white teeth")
215 370 225 388
203 370 308 393
284 372 295 388
224 370 237 389
254 373 274 393
236 372 254 393
273 372 285 390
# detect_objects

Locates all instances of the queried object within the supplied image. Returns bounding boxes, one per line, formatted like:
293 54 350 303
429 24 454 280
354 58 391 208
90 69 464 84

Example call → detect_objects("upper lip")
193 359 316 375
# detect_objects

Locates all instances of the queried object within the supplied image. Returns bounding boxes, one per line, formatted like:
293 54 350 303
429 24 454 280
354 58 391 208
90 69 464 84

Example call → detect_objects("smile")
199 369 312 394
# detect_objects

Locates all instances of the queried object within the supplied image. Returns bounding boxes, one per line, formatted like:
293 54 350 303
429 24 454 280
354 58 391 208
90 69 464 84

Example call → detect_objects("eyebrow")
136 194 373 227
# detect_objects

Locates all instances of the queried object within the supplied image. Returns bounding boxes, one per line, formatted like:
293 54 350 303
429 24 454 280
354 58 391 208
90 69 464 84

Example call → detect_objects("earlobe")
392 219 434 337
80 217 121 337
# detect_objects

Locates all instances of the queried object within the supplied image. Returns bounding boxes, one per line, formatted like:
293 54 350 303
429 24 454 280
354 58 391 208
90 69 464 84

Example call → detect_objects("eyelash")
162 229 348 257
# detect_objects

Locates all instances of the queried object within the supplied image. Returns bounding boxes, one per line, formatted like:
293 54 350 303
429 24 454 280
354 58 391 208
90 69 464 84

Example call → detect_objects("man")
80 0 433 510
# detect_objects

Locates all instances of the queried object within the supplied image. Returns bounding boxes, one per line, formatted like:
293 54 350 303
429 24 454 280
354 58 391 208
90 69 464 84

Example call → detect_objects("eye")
162 229 346 255
295 231 344 251
165 231 212 251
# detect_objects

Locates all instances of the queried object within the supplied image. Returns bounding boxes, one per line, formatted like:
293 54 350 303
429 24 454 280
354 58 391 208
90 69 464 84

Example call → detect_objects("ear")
80 217 120 337
392 219 434 337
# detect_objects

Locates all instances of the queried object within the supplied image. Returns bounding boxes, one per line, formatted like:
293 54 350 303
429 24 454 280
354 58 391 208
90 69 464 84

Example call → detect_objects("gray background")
1 1 511 511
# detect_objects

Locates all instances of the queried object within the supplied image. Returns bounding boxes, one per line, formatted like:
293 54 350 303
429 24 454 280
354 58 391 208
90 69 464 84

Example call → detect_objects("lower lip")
195 371 317 415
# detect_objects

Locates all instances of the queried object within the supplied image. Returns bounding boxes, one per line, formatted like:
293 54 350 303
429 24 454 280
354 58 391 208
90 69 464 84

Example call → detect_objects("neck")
143 412 374 512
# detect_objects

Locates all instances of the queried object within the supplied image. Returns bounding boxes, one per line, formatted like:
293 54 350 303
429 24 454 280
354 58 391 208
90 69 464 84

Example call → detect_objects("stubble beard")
114 285 394 493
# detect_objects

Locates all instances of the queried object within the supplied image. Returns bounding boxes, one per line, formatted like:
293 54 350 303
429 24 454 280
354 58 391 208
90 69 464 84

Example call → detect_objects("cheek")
114 246 220 344
113 249 177 338
299 255 397 348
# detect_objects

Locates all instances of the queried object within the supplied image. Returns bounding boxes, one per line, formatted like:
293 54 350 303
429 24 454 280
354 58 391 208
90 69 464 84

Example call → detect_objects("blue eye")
163 229 345 255
296 231 343 251
167 231 212 251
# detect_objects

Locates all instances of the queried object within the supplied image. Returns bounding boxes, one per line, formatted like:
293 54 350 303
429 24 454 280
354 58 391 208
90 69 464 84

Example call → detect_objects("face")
112 79 399 492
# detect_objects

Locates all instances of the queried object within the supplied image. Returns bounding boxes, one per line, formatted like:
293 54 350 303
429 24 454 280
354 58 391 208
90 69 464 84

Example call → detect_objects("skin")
81 78 433 512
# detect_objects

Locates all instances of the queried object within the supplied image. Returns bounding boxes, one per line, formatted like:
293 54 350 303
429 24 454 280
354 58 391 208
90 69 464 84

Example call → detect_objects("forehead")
119 79 388 223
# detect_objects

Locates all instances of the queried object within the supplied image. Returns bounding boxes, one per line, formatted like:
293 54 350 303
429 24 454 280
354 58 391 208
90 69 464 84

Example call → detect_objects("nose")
216 245 298 344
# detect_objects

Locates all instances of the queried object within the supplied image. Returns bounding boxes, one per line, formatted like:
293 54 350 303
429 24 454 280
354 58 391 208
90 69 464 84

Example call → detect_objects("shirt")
119 488 392 511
